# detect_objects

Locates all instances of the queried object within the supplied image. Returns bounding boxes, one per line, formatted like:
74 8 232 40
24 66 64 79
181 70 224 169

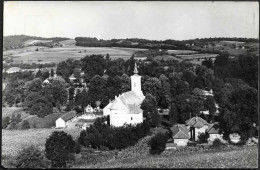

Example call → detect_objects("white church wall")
110 110 143 127
55 118 66 128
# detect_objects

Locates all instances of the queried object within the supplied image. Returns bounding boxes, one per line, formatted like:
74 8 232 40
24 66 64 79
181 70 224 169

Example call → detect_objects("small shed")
171 124 190 146
55 111 77 128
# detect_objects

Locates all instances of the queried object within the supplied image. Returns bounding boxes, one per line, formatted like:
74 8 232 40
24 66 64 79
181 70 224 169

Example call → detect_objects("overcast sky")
4 1 259 40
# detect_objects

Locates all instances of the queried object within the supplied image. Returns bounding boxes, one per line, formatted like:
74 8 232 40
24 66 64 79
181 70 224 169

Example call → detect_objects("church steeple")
133 62 138 74
131 61 144 98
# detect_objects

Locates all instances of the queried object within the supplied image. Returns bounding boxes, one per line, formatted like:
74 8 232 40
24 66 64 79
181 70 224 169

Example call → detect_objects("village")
2 1 259 169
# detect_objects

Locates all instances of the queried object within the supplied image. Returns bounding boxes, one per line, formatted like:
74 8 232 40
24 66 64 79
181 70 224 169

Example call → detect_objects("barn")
55 111 77 128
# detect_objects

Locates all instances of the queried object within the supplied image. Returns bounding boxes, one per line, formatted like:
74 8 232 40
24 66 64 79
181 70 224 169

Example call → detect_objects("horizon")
3 34 259 42
4 1 259 40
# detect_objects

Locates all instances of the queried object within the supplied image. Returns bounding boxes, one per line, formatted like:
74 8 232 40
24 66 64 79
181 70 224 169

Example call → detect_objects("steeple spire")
133 62 138 74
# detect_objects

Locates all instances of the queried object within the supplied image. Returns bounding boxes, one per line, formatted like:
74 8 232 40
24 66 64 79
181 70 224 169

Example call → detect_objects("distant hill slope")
3 35 70 50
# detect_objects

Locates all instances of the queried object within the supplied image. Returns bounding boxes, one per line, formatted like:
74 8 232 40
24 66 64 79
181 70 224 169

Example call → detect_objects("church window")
131 117 133 120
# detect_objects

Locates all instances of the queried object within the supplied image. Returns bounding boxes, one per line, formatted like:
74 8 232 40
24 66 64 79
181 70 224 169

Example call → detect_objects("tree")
23 78 43 97
159 74 171 109
3 79 25 106
68 87 75 101
88 75 106 105
35 70 42 78
20 120 31 129
16 146 48 168
202 58 214 69
29 101 53 118
149 133 168 155
50 68 54 77
42 71 50 80
121 74 131 92
45 131 76 168
42 76 68 109
81 55 106 78
142 77 162 102
141 94 157 119
2 116 10 129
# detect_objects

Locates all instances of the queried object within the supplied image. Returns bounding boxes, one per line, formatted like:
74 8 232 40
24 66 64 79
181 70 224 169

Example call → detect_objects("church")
103 63 145 127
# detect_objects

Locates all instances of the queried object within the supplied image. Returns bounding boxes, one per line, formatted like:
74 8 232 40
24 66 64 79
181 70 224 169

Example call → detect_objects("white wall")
110 110 143 127
174 139 189 146
195 125 209 141
56 118 66 128
103 108 111 116
208 134 222 141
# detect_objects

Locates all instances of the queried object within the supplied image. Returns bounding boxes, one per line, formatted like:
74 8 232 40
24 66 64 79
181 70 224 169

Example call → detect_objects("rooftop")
171 124 190 139
60 111 77 122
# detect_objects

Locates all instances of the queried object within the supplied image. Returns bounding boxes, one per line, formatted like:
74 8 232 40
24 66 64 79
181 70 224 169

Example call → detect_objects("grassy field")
4 46 147 64
177 53 218 59
77 146 258 169
1 128 82 157
167 50 197 54
2 107 30 119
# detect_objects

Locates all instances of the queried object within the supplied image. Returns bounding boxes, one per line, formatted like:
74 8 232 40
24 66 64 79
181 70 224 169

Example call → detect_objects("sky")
3 1 259 40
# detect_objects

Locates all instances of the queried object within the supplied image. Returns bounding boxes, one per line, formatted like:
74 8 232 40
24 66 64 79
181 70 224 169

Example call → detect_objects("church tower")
131 62 144 97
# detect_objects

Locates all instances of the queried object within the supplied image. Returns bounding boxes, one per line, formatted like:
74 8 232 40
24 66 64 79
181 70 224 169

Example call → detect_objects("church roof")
110 91 143 114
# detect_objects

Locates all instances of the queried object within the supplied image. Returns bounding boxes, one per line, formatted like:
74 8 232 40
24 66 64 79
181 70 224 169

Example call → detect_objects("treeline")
75 37 188 50
3 35 69 50
3 63 56 70
183 37 259 45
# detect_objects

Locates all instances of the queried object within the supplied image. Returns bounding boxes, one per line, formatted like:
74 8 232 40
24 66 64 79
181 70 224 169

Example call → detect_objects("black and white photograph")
1 1 259 168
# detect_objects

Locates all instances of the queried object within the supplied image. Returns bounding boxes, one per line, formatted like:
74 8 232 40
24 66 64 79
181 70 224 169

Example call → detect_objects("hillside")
3 35 70 50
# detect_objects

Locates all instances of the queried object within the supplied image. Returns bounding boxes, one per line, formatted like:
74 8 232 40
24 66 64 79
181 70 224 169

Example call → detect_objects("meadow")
2 128 82 157
176 53 218 59
76 145 258 169
4 46 147 64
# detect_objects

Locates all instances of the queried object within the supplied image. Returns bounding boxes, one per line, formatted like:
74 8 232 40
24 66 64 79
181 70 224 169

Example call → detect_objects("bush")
198 133 209 144
20 120 31 129
212 138 223 148
45 131 76 168
149 133 168 155
15 145 48 168
8 122 17 130
2 116 10 129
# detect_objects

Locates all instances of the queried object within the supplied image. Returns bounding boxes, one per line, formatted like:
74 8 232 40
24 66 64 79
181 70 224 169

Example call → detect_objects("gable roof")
60 111 77 122
206 123 221 134
185 116 209 128
109 91 144 114
171 125 190 139
69 74 76 79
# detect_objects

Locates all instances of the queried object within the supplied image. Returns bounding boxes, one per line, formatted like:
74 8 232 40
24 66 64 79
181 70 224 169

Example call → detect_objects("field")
2 107 30 119
76 146 258 169
1 128 82 157
176 53 218 60
167 50 197 54
4 46 147 64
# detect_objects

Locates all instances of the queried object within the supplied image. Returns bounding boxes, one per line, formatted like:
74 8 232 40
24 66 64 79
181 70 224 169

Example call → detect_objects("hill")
3 35 70 50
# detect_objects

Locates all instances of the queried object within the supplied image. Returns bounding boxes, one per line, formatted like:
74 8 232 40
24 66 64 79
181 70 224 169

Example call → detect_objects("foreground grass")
2 128 81 157
76 146 258 169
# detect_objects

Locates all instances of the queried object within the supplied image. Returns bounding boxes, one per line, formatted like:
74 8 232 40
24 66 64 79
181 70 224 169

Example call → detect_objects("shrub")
8 122 17 130
149 133 168 155
20 120 31 129
45 131 76 168
2 116 10 129
15 145 48 168
212 138 222 148
198 133 209 144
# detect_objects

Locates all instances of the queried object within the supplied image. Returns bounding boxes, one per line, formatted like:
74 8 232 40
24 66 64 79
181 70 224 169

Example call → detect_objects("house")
103 62 145 127
171 124 190 146
206 123 222 142
85 104 94 113
185 116 209 141
75 119 96 130
55 111 77 128
42 78 50 85
6 67 21 74
69 74 77 82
